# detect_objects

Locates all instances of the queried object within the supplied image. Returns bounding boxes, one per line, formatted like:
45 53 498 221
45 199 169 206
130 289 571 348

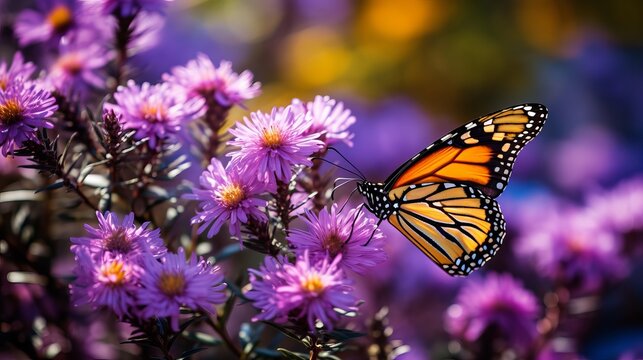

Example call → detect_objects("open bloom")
45 43 111 100
187 158 269 238
108 80 203 148
291 95 356 147
70 247 141 318
445 273 540 352
0 81 57 156
163 54 261 108
515 204 627 292
0 53 36 92
14 0 104 46
584 176 643 235
228 106 324 183
246 252 357 331
71 211 166 262
288 204 386 274
136 248 227 331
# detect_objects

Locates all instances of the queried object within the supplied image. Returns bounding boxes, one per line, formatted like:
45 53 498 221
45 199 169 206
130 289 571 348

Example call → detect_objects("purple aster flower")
128 12 165 55
70 247 141 318
228 106 324 183
444 273 540 352
14 0 102 46
246 252 357 331
107 80 204 149
0 52 36 92
291 95 356 147
71 211 166 262
136 248 227 331
81 0 173 16
0 81 57 156
288 204 386 274
515 206 627 292
584 176 643 235
163 54 261 108
186 158 269 239
45 43 111 100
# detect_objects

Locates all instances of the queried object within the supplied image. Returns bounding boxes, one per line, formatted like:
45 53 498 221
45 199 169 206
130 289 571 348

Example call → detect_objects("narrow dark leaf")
35 180 64 193
263 322 305 345
183 331 222 346
253 348 283 358
226 281 250 302
277 348 309 360
213 243 242 262
326 328 365 341
177 347 207 360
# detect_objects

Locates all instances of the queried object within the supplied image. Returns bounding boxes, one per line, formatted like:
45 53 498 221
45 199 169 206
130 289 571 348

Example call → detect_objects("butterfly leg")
363 216 385 246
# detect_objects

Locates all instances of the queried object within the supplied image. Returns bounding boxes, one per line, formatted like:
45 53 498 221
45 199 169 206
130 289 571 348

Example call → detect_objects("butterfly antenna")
331 177 359 201
363 217 384 247
327 146 366 180
311 157 363 179
338 186 359 213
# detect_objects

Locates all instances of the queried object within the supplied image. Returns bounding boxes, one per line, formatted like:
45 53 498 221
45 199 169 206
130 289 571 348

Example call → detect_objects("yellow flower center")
141 102 167 123
47 5 73 33
57 53 83 75
0 76 7 91
158 272 186 296
301 274 325 294
99 260 128 286
220 183 245 208
323 232 345 257
261 127 283 149
0 99 23 126
104 228 132 253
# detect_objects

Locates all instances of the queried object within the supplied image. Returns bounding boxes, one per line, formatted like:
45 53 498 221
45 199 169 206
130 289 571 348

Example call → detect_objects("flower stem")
113 12 136 89
206 316 242 357
275 179 292 232
309 335 320 360
202 97 230 163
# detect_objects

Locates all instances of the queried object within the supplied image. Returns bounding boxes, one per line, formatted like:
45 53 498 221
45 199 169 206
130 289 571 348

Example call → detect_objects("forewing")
383 103 547 198
387 183 506 276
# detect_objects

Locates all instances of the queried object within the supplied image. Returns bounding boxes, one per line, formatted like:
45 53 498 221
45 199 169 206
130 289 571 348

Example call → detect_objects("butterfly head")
357 181 392 219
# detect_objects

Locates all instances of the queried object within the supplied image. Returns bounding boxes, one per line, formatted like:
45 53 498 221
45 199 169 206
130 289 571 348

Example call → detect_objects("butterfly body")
358 103 547 276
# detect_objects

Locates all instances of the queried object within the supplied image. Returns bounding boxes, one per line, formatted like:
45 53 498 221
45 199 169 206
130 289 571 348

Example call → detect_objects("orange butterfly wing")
383 104 547 198
386 182 505 275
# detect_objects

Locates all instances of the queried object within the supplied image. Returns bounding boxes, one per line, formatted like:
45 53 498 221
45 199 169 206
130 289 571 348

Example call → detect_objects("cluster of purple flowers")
513 187 634 293
445 273 540 354
0 54 57 156
246 252 358 331
8 2 642 359
2 0 382 346
182 84 385 332
70 211 226 330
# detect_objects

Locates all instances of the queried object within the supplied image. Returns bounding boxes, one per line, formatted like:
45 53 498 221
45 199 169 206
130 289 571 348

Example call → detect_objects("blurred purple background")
2 0 643 359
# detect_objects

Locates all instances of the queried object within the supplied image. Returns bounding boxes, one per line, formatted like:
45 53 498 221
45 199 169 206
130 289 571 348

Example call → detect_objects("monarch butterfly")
356 104 547 276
